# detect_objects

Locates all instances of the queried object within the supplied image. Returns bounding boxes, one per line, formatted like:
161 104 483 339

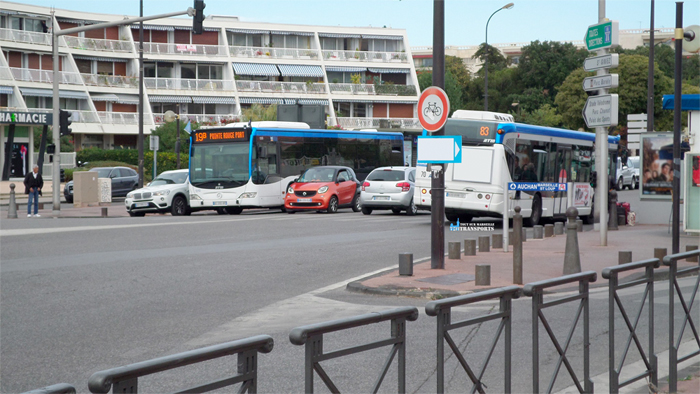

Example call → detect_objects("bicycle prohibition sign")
418 86 450 133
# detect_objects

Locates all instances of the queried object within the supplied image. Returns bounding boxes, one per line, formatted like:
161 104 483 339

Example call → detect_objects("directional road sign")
585 20 619 51
417 135 462 163
418 86 450 132
508 182 567 192
582 74 619 91
583 53 619 71
582 94 619 128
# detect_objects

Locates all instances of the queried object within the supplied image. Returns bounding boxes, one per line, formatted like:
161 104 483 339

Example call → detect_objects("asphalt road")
0 206 696 393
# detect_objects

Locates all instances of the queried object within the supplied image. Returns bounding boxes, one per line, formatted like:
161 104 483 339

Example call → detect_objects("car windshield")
150 172 187 186
366 170 405 182
95 168 112 178
298 168 336 183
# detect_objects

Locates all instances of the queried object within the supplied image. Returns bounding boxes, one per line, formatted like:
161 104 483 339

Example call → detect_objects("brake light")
396 182 410 192
362 181 370 191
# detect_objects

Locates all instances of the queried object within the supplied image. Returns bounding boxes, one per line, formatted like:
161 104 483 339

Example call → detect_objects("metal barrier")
602 258 660 393
425 286 521 394
289 307 419 394
523 271 597 393
21 383 76 394
662 249 700 393
88 335 274 394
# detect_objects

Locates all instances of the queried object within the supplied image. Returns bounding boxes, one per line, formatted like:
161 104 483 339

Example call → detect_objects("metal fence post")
8 183 18 219
513 206 523 285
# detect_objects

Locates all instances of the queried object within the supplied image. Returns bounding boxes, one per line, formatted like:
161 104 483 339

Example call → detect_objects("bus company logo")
449 219 495 232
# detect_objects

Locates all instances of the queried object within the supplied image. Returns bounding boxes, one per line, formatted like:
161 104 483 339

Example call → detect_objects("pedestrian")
24 165 43 217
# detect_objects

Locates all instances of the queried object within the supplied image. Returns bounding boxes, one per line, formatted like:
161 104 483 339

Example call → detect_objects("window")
24 19 44 32
230 33 263 47
75 59 91 74
197 64 222 80
181 63 196 79
337 170 349 182
97 61 113 75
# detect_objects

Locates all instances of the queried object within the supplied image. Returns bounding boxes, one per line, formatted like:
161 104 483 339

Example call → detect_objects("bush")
74 149 189 182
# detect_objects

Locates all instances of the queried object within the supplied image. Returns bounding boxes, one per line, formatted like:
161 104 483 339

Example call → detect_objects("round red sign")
417 86 450 132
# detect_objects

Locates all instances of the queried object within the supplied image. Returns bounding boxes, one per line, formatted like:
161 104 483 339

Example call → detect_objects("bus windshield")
190 142 249 188
445 119 499 145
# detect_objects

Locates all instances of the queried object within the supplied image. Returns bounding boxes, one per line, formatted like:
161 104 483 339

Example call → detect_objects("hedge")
75 148 189 181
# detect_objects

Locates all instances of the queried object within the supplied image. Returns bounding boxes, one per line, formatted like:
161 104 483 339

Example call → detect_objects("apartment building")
0 2 421 178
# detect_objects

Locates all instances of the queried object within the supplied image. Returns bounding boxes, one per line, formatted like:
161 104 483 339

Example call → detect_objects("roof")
662 94 700 111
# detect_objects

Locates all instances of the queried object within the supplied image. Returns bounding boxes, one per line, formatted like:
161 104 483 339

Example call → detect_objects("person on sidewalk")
24 165 43 217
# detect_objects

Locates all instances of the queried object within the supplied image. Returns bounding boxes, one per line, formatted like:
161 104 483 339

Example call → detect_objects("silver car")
360 166 416 215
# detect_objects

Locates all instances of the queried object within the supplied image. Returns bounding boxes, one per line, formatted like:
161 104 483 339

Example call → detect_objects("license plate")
297 198 312 202
447 192 466 198
374 196 390 201
135 202 149 208
213 201 227 206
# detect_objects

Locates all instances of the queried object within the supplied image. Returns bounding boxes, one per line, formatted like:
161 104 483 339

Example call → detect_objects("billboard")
640 133 674 199
686 154 700 233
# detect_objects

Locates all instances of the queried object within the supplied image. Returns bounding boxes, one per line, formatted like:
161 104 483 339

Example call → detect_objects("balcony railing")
153 113 240 126
82 73 139 89
229 46 320 60
9 67 83 85
98 111 153 124
329 83 417 96
61 36 133 53
142 42 227 56
0 66 13 81
72 110 101 123
337 117 421 130
321 50 409 63
0 28 51 46
235 80 326 94
144 78 234 91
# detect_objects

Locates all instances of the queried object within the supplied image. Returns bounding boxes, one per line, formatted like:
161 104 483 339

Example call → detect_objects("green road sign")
585 21 618 51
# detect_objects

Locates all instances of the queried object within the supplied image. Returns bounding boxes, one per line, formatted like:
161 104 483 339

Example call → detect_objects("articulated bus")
188 122 404 213
415 110 619 226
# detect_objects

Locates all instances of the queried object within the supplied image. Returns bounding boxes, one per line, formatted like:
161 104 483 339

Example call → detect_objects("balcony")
337 117 421 131
142 42 227 56
7 67 83 85
82 73 139 89
144 78 235 91
235 80 326 94
329 83 417 97
229 46 320 60
321 50 409 63
61 36 133 53
98 111 153 125
0 28 51 46
0 66 13 80
153 113 240 126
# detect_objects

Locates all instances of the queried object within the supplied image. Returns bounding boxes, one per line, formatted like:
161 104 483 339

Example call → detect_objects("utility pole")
431 0 445 270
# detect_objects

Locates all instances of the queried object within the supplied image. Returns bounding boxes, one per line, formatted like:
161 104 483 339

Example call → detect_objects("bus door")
554 146 572 216
254 139 285 206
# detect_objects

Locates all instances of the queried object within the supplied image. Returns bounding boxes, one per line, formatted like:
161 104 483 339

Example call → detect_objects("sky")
6 0 700 48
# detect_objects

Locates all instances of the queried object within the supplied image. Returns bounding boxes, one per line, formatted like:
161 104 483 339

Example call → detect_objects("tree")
520 104 562 127
554 68 591 131
151 120 197 154
472 43 508 77
516 41 588 103
445 55 471 88
417 70 464 114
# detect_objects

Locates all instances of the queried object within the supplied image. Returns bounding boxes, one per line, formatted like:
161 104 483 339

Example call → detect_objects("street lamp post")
484 2 514 111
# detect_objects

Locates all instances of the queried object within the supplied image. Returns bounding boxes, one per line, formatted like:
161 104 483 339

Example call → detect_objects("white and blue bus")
415 110 619 226
188 123 404 214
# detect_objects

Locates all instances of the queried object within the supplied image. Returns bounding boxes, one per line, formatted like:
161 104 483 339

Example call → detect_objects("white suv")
125 169 191 217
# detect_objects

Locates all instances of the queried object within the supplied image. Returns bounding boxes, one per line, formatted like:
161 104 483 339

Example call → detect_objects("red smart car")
285 166 362 213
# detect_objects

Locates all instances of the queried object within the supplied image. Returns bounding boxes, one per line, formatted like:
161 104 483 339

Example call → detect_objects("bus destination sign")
194 129 249 143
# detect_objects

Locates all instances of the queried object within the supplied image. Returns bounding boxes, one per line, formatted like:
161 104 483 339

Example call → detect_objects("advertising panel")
640 133 674 199
685 154 700 233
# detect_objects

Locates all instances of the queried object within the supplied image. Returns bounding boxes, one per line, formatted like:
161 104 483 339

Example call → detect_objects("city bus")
414 110 619 226
188 123 404 213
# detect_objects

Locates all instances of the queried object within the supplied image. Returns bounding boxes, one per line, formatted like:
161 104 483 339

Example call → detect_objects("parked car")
125 169 190 217
360 166 417 215
64 166 139 203
285 166 362 213
616 156 640 190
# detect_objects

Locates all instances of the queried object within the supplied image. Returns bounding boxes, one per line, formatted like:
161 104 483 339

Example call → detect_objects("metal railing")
289 307 419 394
9 67 83 85
229 46 320 60
602 259 660 393
88 335 274 394
425 286 521 394
152 113 239 126
328 83 417 96
61 36 133 53
336 117 422 131
21 383 76 394
0 66 13 80
144 77 235 91
98 111 153 125
662 249 700 393
523 271 597 394
321 50 409 63
142 42 227 56
81 73 139 89
0 28 52 46
235 80 326 94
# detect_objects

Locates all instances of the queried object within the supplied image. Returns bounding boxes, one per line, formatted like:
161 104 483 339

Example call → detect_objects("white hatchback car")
360 166 417 215
125 169 191 217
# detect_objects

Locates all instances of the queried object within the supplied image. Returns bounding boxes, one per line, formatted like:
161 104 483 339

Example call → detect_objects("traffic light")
193 0 205 35
60 169 65 182
59 110 72 136
590 171 597 189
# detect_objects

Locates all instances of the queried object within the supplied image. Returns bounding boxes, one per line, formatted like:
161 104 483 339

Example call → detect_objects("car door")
109 168 121 196
336 169 354 204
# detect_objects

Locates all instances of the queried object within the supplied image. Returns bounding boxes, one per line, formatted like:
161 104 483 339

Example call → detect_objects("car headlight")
287 187 294 194
190 194 202 200
239 192 257 199
127 192 134 199
318 186 328 194
153 190 170 196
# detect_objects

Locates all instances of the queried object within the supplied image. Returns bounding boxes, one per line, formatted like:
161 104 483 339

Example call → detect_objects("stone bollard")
619 251 633 265
7 183 18 219
544 224 554 238
513 206 523 285
554 222 564 235
464 239 477 256
687 245 699 262
478 236 490 252
475 265 491 286
563 207 582 275
576 219 583 232
508 231 514 246
654 248 667 260
533 225 544 239
399 253 413 276
522 228 527 242
608 191 618 231
101 207 108 218
492 233 503 249
448 242 461 259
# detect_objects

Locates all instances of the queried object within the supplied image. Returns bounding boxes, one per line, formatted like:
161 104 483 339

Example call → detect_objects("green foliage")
350 73 362 84
516 40 588 102
416 70 464 115
520 104 562 127
472 43 509 76
445 55 471 87
554 68 591 130
150 121 197 154
241 104 277 122
76 148 188 182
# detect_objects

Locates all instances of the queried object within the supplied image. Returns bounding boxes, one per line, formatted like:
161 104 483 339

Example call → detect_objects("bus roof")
451 110 514 123
252 127 404 139
496 123 620 145
201 121 311 129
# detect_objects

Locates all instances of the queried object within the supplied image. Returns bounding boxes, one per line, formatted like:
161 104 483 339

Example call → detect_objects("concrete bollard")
492 233 503 249
687 245 699 262
508 231 514 246
7 183 18 219
654 248 667 260
533 225 544 239
608 191 619 231
478 236 490 252
619 251 633 265
513 206 523 285
475 265 491 286
448 242 461 259
576 219 583 232
554 222 564 235
544 224 554 238
101 207 108 218
464 239 477 256
399 253 413 276
522 228 527 242
563 207 582 275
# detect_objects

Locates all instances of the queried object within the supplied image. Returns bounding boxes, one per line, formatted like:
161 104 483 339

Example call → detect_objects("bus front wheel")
225 207 243 215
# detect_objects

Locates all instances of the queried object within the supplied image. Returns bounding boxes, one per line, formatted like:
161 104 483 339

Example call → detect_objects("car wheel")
128 211 145 217
616 177 624 191
407 199 417 216
216 208 226 215
391 208 402 214
170 196 188 216
525 194 542 227
65 196 73 204
445 212 459 222
630 177 637 190
326 196 338 213
361 206 372 215
287 210 296 214
582 199 594 224
352 195 361 212
225 207 243 215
